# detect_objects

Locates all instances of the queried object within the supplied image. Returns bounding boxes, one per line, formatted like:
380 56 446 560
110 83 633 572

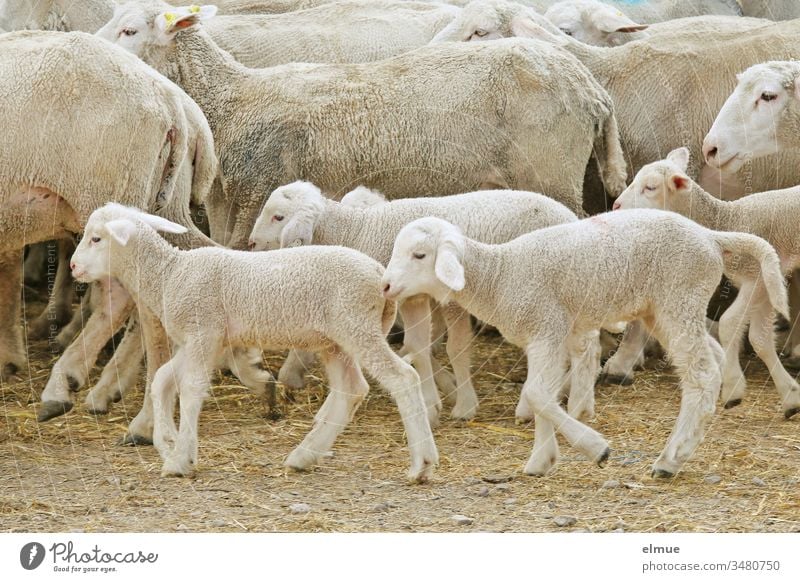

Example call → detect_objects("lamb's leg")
0 250 25 382
566 330 601 421
359 341 438 483
84 316 143 414
55 289 92 350
285 347 369 472
442 304 478 420
600 320 648 385
783 274 800 367
429 302 457 402
522 339 610 477
38 278 133 422
28 239 75 340
277 349 316 390
224 346 276 416
398 296 441 427
717 283 751 409
746 286 800 418
652 324 721 478
150 350 181 459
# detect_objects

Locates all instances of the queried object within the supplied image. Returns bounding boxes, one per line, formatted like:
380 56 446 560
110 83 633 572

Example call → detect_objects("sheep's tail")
381 297 398 337
714 231 789 320
593 111 628 199
189 125 218 208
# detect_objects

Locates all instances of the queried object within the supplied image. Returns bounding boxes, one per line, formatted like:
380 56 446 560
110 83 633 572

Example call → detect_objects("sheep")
248 181 578 421
99 3 627 251
0 30 218 429
612 148 800 418
69 203 439 482
739 0 800 20
381 210 788 477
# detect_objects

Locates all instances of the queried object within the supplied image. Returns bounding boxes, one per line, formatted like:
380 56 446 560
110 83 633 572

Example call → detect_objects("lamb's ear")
668 172 691 193
511 16 560 43
156 5 217 35
434 243 465 291
279 214 314 248
666 147 690 171
593 9 648 34
139 213 189 234
104 219 137 246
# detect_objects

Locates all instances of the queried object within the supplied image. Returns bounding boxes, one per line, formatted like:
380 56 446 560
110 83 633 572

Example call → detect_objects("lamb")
0 31 218 431
248 181 578 421
612 148 800 418
381 210 788 477
100 3 627 250
69 203 439 482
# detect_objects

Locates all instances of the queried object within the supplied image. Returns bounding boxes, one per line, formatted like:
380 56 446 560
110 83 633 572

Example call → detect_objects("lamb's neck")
314 201 364 248
450 239 506 326
675 182 739 231
111 229 182 317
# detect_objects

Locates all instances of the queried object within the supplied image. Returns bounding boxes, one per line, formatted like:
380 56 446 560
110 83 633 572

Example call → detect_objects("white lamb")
248 181 578 421
381 210 788 477
69 203 438 482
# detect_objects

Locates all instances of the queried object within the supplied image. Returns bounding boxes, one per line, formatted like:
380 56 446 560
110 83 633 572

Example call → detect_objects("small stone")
495 483 511 491
370 503 390 513
105 476 120 487
705 475 722 485
503 498 517 505
752 477 766 487
175 523 188 531
553 515 577 527
601 479 620 489
120 482 136 492
451 514 474 526
476 486 490 497
289 503 311 515
483 474 513 484
788 478 799 486
209 519 227 528
464 477 483 486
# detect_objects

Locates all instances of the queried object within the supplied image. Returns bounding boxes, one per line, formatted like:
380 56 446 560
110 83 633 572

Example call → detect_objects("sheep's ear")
156 5 217 35
104 219 137 246
666 147 690 171
593 9 648 34
139 213 189 234
669 173 691 193
434 245 465 292
510 16 552 41
279 214 314 248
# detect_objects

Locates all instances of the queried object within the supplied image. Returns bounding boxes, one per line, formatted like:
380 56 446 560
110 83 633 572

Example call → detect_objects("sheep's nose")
383 283 391 294
69 261 76 271
612 201 621 211
247 240 256 251
703 143 718 163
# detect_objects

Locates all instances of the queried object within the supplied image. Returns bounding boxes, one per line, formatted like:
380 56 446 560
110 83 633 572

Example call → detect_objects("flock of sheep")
2 0 800 485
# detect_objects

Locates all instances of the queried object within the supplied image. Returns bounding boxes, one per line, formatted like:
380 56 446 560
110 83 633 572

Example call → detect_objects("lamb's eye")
761 92 777 102
560 28 573 36
91 236 101 243
474 29 488 37
273 215 284 222
644 185 656 193
413 252 426 260
120 28 137 37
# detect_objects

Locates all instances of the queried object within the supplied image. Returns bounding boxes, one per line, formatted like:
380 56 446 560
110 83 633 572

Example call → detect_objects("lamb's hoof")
1 362 19 382
652 468 674 479
37 400 73 422
119 434 153 446
783 406 800 420
597 448 611 468
781 355 800 371
599 373 633 386
111 391 122 403
86 407 108 416
66 375 80 392
161 462 194 478
723 398 742 409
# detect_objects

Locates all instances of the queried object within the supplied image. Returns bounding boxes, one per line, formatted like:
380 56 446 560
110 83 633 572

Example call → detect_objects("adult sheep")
0 31 217 425
739 0 800 20
98 3 627 250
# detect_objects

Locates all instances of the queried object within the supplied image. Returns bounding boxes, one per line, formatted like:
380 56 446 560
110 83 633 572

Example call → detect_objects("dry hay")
1 300 799 533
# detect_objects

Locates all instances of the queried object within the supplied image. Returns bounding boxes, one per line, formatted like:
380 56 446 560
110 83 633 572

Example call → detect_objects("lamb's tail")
593 111 628 199
714 231 788 319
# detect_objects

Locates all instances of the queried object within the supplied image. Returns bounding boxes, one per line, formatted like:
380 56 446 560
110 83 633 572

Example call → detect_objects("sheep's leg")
746 286 800 418
150 349 181 459
522 339 610 477
442 304 478 420
28 239 75 340
783 274 800 365
717 283 752 408
358 341 438 483
23 242 47 287
285 347 369 472
652 322 721 478
0 250 25 382
84 316 143 414
224 346 276 416
566 330 601 421
55 289 92 350
38 278 133 422
277 349 316 390
398 296 441 427
600 320 648 385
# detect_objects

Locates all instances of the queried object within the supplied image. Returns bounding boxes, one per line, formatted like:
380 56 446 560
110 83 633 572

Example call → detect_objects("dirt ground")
1 299 799 533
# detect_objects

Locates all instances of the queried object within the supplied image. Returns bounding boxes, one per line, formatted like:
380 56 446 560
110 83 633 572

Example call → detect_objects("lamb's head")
340 186 387 209
249 181 327 251
430 0 562 44
96 2 216 66
613 148 691 211
544 1 648 47
382 217 466 304
704 61 800 172
70 203 187 282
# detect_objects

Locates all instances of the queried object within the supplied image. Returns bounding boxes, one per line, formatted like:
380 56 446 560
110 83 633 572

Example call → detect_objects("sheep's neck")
449 239 506 327
673 182 740 232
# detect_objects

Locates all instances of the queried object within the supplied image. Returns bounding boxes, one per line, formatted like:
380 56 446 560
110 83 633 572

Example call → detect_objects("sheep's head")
382 217 465 304
613 148 691 211
96 2 216 61
544 0 648 47
70 203 187 282
703 61 800 172
249 181 326 251
431 0 562 44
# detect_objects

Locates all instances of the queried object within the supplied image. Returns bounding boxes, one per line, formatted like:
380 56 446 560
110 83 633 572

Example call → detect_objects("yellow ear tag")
163 12 177 25
189 5 201 13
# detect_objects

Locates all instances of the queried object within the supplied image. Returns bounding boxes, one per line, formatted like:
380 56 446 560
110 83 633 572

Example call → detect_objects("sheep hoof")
86 407 109 416
599 373 633 386
723 398 742 409
37 400 73 422
783 406 800 420
597 448 610 468
111 391 123 403
651 468 674 479
119 434 153 446
66 375 80 392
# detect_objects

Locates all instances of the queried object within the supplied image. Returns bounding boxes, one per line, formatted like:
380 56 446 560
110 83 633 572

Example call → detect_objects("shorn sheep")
381 210 788 477
69 204 438 482
248 181 578 421
613 148 800 418
98 3 627 250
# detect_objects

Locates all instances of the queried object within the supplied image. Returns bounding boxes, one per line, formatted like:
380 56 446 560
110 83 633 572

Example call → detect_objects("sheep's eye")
91 236 101 243
413 252 426 260
273 215 284 222
761 92 777 102
474 29 488 37
120 28 137 36
560 28 573 36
